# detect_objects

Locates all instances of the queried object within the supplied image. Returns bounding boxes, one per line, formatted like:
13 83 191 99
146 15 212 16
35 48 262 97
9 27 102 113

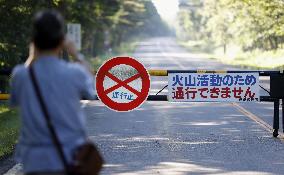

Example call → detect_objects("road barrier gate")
1 69 283 137
147 70 284 138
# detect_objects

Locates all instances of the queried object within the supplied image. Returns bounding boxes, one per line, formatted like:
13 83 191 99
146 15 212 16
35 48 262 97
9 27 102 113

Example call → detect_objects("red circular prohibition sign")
96 57 150 112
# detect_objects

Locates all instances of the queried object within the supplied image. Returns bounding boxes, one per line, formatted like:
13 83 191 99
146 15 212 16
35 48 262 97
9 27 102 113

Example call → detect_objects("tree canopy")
177 0 284 53
0 0 168 68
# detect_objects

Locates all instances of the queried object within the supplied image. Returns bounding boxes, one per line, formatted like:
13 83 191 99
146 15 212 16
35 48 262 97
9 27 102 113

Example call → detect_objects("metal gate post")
282 99 284 132
273 99 280 137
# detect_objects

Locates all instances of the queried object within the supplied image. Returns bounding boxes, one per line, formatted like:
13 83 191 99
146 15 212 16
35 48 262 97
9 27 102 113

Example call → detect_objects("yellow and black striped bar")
0 69 282 100
148 70 167 76
148 70 281 76
0 94 10 100
167 70 281 76
3 68 280 77
147 70 281 76
94 69 278 76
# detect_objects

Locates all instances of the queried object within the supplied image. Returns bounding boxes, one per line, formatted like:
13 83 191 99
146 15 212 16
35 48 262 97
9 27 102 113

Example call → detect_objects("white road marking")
233 103 284 140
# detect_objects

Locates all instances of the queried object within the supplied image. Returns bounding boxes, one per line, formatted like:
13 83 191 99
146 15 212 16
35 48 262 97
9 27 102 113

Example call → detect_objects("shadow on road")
86 101 284 175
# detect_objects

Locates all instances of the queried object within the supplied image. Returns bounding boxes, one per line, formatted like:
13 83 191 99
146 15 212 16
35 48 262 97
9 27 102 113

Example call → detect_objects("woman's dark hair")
32 10 65 50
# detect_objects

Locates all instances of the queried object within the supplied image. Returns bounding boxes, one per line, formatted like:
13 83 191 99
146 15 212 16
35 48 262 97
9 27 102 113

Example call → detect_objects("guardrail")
1 69 283 137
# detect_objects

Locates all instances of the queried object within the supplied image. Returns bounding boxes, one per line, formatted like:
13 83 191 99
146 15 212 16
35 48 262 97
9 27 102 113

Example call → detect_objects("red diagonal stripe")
105 73 140 96
104 72 141 96
105 73 141 95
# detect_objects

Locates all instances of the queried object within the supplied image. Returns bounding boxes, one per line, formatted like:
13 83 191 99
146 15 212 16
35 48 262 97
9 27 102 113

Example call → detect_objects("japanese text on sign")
168 73 259 102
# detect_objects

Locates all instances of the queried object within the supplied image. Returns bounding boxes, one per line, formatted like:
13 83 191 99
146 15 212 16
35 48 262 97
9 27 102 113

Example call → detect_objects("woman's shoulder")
66 62 89 76
11 64 28 79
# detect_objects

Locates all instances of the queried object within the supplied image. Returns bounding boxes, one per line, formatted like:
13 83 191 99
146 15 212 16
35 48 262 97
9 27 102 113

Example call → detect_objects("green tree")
0 0 166 68
178 0 284 52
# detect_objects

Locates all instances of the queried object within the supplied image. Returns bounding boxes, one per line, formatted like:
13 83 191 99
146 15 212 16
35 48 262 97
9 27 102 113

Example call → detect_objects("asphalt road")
4 37 284 175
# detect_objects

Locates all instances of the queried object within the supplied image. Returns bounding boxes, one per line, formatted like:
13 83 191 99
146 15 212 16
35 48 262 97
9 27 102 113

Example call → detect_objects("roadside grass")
178 40 214 54
211 49 284 70
179 40 284 70
90 39 139 71
0 105 19 158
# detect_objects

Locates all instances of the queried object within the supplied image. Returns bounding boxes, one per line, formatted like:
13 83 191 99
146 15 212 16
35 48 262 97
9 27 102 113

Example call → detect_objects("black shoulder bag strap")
29 66 70 174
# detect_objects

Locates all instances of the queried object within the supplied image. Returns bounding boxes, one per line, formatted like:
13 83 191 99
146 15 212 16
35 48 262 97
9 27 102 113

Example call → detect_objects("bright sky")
152 0 179 24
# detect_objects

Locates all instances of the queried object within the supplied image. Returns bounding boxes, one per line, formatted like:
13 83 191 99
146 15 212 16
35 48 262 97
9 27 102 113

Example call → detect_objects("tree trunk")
274 36 278 49
268 37 274 50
